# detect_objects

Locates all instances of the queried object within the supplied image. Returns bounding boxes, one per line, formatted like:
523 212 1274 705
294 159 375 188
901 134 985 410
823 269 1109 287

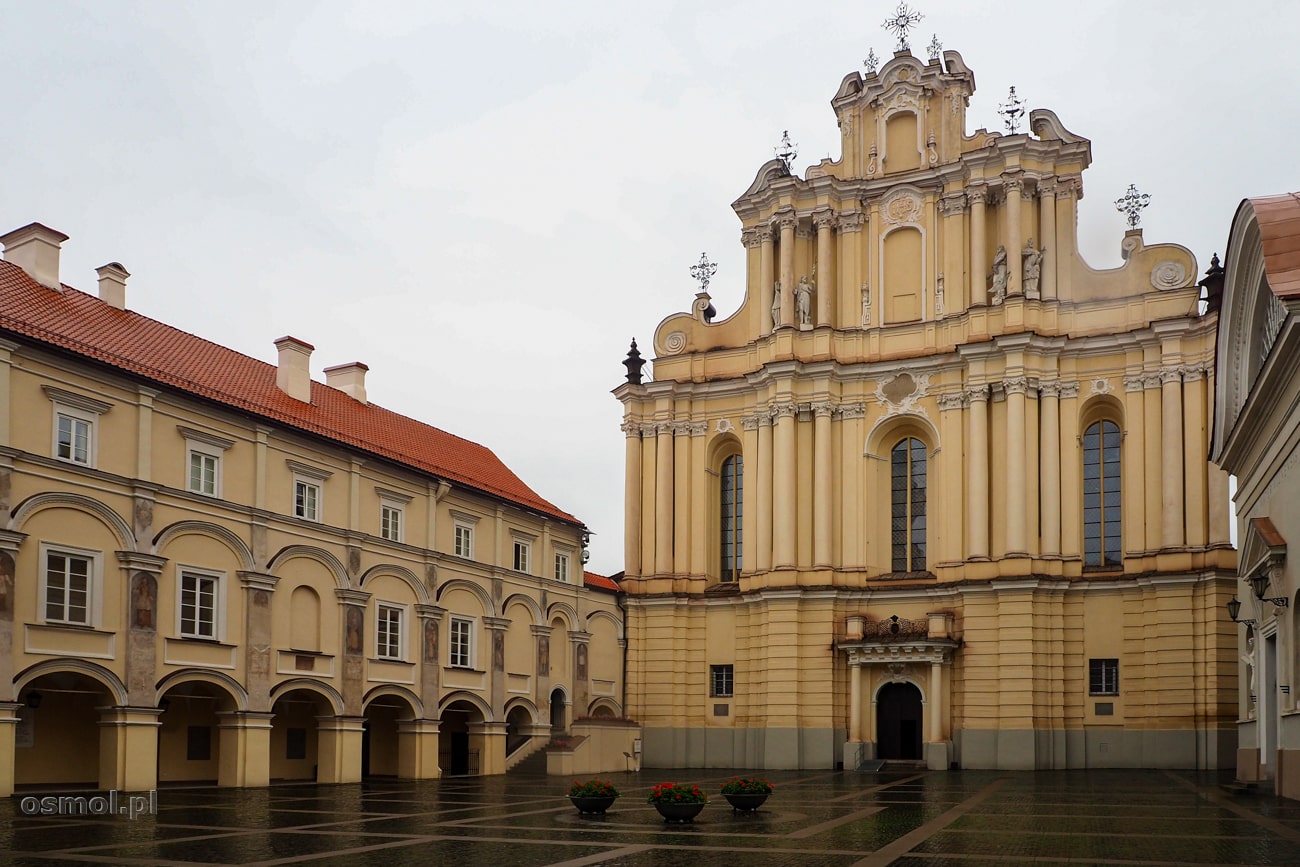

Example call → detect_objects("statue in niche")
770 281 782 330
861 282 871 326
133 574 156 629
796 275 813 326
989 244 1009 305
423 620 438 664
934 273 945 319
1243 633 1257 706
345 607 363 654
1022 238 1045 298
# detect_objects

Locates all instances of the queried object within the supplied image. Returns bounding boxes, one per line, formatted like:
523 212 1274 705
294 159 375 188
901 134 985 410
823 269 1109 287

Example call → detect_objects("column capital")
963 384 989 403
755 224 775 243
741 227 762 249
812 401 835 418
0 529 27 554
654 421 674 436
1002 172 1025 193
1057 381 1080 400
116 551 167 574
238 571 279 592
1122 374 1147 393
936 392 967 411
1037 178 1058 198
335 588 371 607
671 420 694 436
1003 377 1030 396
1180 364 1206 382
812 208 837 231
639 423 657 438
530 624 553 637
773 208 798 230
1039 381 1062 399
1159 368 1183 385
837 210 867 233
938 193 968 217
966 183 989 205
838 402 868 419
1055 175 1082 198
770 402 797 420
483 616 511 632
414 603 445 621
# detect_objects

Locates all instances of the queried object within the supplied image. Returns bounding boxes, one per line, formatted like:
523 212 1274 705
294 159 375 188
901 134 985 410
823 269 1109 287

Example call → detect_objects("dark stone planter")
569 795 617 815
723 792 769 811
653 800 706 822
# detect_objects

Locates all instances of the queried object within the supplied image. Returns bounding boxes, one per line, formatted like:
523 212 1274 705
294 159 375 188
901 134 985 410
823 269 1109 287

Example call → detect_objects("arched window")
891 438 926 572
720 455 743 582
1083 420 1122 567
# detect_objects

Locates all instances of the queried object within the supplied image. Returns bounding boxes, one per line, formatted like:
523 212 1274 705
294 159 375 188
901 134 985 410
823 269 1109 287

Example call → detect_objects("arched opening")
719 453 743 582
362 694 416 779
549 617 569 682
439 700 483 776
270 688 330 781
876 682 923 761
157 681 238 784
550 687 567 734
15 672 108 787
505 705 532 757
891 436 927 572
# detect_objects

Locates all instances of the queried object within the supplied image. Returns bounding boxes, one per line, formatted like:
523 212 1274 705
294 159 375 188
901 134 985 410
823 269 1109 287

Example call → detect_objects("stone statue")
990 244 1009 305
861 283 871 326
1243 634 1257 705
770 281 782 330
1022 238 1045 298
934 273 945 319
796 275 813 326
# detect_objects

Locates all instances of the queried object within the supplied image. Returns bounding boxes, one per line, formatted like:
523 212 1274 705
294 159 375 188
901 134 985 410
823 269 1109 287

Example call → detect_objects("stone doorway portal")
876 682 923 760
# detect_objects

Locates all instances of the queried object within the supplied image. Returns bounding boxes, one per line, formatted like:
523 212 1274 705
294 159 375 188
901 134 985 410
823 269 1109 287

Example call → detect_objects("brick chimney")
324 362 369 404
0 222 69 290
96 262 130 310
274 336 314 403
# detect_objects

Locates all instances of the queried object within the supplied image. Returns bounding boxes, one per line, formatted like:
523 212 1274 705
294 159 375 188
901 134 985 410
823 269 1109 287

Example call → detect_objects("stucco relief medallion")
874 371 931 417
1150 260 1188 290
716 418 735 434
1089 378 1114 396
881 190 923 226
662 331 686 354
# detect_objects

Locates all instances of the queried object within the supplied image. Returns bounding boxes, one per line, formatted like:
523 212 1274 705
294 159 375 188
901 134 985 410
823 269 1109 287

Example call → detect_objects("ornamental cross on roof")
864 48 879 74
997 86 1026 133
689 252 717 293
1115 184 1152 228
882 2 924 53
927 33 942 62
774 130 798 172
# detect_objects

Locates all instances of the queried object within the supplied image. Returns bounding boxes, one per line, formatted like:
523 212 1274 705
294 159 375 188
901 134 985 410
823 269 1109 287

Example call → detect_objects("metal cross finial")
689 252 718 293
927 33 942 62
774 130 798 172
882 2 924 52
997 86 1026 134
1115 184 1152 228
864 48 879 74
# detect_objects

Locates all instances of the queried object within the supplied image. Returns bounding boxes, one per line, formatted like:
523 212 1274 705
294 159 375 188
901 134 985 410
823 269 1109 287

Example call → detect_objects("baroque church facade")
615 44 1237 771
0 222 629 796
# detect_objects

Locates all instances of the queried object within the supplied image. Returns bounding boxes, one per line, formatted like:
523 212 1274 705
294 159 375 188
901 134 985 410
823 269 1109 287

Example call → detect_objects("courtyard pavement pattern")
5 768 1300 866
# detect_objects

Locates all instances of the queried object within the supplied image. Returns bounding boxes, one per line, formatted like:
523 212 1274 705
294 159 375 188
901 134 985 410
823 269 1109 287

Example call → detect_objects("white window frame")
451 511 480 560
449 616 475 669
554 549 572 583
39 542 102 627
177 567 225 641
294 477 321 521
376 602 405 660
180 427 234 498
380 501 404 543
512 535 534 575
45 387 111 469
286 460 332 523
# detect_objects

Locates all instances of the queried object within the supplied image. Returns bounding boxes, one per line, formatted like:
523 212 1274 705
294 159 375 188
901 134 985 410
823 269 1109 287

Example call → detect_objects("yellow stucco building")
615 43 1237 771
1212 192 1300 800
0 222 629 796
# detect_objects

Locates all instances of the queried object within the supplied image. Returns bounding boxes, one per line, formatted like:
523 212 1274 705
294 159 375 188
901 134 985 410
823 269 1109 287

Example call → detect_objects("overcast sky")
3 1 1294 575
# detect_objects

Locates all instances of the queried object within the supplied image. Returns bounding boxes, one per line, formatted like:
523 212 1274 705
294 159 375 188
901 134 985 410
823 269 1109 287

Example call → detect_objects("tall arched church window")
1083 420 1122 567
720 455 743 582
891 438 926 572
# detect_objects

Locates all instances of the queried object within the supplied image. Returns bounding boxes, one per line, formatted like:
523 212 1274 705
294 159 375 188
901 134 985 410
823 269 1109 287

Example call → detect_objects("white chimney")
274 336 314 402
324 361 369 404
96 262 130 310
0 222 69 290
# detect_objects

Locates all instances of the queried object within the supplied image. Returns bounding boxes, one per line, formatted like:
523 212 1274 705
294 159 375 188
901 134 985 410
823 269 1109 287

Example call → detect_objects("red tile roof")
1251 192 1300 300
0 259 581 526
583 571 621 593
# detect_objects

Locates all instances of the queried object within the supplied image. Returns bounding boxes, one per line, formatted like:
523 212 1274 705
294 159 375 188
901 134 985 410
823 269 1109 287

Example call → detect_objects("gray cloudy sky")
3 1 1294 575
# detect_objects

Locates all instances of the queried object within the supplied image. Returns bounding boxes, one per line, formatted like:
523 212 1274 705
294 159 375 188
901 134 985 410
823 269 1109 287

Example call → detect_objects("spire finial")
774 130 798 173
622 339 645 385
689 252 717 294
1114 184 1152 228
881 2 924 53
997 86 1025 133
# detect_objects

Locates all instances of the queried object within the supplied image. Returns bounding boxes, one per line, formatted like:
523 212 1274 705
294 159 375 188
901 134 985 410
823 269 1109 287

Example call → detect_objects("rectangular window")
513 540 531 573
1089 658 1119 695
449 617 473 668
294 478 321 521
710 664 734 698
187 726 212 761
179 570 219 639
554 552 570 583
454 523 474 559
380 503 403 543
45 549 92 625
376 603 403 660
188 450 219 496
56 413 92 465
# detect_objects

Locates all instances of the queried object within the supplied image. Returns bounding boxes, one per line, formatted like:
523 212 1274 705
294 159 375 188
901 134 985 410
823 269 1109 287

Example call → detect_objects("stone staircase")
506 738 549 774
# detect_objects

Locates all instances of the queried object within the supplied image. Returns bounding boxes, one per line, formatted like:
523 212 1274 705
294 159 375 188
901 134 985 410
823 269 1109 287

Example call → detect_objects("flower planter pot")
653 801 706 823
569 795 617 815
723 792 769 811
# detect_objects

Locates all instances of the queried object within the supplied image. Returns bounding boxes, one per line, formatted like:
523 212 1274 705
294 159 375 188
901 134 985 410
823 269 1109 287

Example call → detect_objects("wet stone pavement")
5 768 1300 866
